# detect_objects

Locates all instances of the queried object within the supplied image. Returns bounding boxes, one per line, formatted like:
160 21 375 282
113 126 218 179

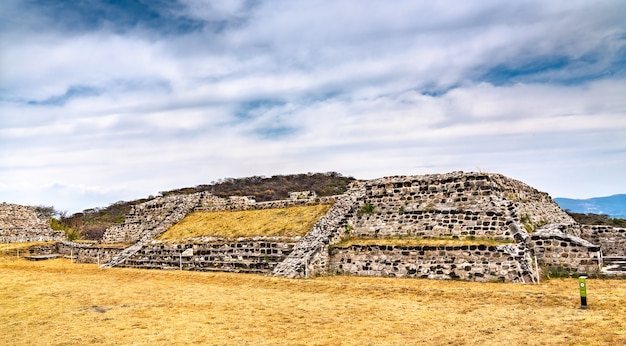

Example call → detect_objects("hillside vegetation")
566 212 626 227
158 204 332 241
1 255 625 345
54 172 353 240
161 172 354 201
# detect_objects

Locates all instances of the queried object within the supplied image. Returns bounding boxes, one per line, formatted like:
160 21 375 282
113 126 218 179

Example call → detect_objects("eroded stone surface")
0 203 64 243
23 171 622 280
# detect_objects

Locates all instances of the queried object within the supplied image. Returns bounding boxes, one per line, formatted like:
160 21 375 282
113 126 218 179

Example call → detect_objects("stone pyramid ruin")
10 172 626 281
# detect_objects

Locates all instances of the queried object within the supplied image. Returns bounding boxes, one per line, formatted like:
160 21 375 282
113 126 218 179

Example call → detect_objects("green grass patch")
158 204 332 241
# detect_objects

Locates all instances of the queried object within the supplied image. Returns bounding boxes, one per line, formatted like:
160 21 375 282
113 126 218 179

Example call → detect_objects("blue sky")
1 0 625 213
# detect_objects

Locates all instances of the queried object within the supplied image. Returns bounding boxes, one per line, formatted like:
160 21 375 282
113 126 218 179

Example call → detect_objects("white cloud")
1 0 625 212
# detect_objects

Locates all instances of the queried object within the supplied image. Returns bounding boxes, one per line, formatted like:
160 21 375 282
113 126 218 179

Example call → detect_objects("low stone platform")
602 256 626 275
24 254 61 261
328 243 536 283
117 240 296 273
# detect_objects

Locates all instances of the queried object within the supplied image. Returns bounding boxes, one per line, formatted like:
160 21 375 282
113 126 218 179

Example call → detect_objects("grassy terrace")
1 249 625 345
333 236 516 248
157 204 332 241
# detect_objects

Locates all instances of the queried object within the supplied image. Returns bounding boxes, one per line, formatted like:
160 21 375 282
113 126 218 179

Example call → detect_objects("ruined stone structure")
272 186 364 278
94 172 623 280
0 203 64 243
117 238 295 273
329 243 532 282
101 192 337 244
581 225 626 257
580 225 626 273
528 225 602 273
102 193 204 244
18 171 625 281
349 172 575 241
302 173 555 282
98 191 338 269
56 241 125 264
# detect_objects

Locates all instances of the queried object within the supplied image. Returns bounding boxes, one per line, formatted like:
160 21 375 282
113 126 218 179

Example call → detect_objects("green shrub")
64 228 81 242
50 218 65 231
359 202 376 214
344 224 354 234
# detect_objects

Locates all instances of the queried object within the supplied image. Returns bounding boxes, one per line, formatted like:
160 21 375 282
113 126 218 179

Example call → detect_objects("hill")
555 194 626 219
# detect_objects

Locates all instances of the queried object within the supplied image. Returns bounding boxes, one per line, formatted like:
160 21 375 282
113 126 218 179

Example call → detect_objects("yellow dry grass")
1 250 625 346
334 236 514 247
158 204 332 241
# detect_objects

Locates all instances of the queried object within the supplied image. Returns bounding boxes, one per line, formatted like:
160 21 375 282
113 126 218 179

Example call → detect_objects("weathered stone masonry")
56 241 125 264
17 171 623 281
329 243 533 283
348 172 575 241
117 239 295 273
527 225 602 274
0 203 64 243
581 225 626 257
313 173 552 282
271 185 365 278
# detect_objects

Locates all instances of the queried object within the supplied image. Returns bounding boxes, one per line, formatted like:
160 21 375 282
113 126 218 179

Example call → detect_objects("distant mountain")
554 194 626 219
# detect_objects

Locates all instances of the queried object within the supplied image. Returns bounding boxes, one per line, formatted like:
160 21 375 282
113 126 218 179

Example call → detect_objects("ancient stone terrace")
309 172 606 281
98 190 335 272
0 203 64 243
348 172 575 241
118 238 295 273
16 171 624 281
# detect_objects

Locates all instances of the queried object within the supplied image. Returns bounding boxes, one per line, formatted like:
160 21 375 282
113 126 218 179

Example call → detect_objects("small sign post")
180 247 193 270
579 276 588 309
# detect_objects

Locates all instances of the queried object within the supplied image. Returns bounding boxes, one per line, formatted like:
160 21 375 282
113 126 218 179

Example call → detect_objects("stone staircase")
100 194 202 268
272 185 365 278
602 256 626 275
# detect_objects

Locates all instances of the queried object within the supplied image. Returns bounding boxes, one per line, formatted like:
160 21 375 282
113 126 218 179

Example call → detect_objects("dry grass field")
159 204 332 240
1 244 626 346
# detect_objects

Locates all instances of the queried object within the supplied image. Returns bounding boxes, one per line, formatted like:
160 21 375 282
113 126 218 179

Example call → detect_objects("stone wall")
101 191 335 244
95 171 607 280
56 241 125 264
0 203 65 243
347 172 574 242
487 174 576 230
27 243 57 255
329 243 534 283
273 172 588 280
116 238 295 273
353 209 512 240
580 225 626 257
102 193 203 244
272 185 365 278
196 193 336 212
100 191 331 268
528 225 602 274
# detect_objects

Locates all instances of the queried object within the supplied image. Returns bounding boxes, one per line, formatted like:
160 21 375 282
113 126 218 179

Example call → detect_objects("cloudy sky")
1 0 625 213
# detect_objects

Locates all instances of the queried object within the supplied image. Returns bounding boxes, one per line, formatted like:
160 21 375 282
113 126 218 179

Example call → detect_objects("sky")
1 0 625 213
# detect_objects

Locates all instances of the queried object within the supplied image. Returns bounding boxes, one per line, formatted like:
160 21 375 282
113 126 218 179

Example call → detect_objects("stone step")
116 263 268 273
133 251 290 258
601 256 626 275
123 258 281 266
603 257 626 267
24 254 61 261
119 260 275 273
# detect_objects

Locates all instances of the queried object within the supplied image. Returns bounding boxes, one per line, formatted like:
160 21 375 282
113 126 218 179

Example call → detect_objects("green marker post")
579 276 588 309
